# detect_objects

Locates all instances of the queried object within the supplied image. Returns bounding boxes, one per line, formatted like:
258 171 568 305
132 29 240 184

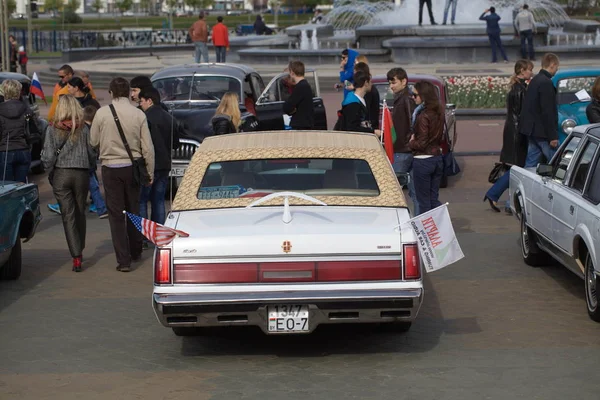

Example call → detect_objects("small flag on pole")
31 72 47 105
124 212 189 247
401 203 464 273
381 104 396 164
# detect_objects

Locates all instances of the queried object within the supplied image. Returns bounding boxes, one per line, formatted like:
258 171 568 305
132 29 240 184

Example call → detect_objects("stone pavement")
39 53 600 78
2 155 600 399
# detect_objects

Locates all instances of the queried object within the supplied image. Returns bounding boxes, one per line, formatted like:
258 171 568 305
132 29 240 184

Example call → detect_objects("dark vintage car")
372 74 457 187
151 63 328 179
0 181 42 280
0 72 44 174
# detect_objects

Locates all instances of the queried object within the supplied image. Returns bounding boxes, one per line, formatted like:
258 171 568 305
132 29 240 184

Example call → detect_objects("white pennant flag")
402 203 464 273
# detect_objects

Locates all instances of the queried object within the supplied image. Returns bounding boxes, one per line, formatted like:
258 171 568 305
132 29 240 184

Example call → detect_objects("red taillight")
174 263 258 283
403 244 421 280
154 248 172 284
260 262 315 282
317 261 401 282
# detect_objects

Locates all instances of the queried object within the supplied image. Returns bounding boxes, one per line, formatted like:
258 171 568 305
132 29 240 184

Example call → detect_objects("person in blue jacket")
479 7 508 64
335 48 359 97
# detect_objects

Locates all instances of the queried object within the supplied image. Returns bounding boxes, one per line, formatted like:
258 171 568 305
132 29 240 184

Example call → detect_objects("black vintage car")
150 63 328 180
0 72 44 174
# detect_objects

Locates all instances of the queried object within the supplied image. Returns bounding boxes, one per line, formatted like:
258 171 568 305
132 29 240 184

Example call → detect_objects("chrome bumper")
153 288 424 334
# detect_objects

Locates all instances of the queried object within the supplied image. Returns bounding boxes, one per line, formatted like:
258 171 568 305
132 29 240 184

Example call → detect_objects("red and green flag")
381 104 396 163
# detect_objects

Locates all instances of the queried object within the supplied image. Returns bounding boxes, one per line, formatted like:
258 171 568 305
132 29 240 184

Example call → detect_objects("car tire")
584 252 600 322
440 175 448 189
172 327 205 336
0 238 22 280
520 211 549 267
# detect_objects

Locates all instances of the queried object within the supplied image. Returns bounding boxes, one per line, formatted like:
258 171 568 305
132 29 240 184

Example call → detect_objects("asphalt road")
1 155 600 399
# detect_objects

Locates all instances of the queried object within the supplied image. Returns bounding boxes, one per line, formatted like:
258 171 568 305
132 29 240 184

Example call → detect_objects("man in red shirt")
212 16 230 63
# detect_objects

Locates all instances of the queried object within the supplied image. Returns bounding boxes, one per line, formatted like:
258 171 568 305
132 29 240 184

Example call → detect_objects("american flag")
125 212 189 246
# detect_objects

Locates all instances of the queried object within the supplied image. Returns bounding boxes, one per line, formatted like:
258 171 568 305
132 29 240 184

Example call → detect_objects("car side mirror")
446 103 456 111
536 163 553 177
397 172 411 187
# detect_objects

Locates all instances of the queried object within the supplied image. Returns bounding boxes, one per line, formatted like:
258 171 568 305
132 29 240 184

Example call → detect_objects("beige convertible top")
172 130 407 210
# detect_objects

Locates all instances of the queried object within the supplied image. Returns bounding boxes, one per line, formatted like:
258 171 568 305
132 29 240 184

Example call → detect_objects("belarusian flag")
380 104 396 163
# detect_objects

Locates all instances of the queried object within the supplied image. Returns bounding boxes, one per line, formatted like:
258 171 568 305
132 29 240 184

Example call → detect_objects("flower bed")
444 76 511 109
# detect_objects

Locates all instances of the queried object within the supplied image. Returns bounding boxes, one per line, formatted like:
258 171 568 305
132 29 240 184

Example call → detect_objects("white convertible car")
153 130 423 335
509 124 600 322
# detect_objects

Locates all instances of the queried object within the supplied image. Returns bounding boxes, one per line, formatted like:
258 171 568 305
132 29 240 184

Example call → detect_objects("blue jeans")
393 152 419 216
215 46 226 62
412 156 444 215
194 41 209 63
89 171 107 216
524 137 557 168
443 0 457 24
520 29 535 59
0 149 31 183
486 168 510 202
488 33 508 62
139 170 169 225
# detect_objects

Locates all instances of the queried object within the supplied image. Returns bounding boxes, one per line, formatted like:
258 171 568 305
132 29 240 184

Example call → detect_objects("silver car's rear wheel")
584 253 600 322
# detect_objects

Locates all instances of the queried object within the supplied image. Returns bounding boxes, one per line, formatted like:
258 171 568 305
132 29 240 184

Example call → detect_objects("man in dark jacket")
283 61 315 130
520 53 560 167
340 70 382 136
354 62 380 130
138 87 180 232
387 67 417 205
480 7 508 63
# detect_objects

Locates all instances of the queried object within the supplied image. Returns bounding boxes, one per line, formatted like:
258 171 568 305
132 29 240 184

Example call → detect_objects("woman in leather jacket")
586 77 600 124
484 59 533 213
409 80 445 215
211 92 240 135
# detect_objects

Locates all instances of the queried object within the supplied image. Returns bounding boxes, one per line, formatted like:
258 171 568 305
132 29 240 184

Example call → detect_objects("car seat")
323 159 358 189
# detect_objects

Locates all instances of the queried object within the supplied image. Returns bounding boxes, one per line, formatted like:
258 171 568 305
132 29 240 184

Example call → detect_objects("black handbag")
443 151 461 177
24 113 41 145
488 163 508 183
109 105 151 187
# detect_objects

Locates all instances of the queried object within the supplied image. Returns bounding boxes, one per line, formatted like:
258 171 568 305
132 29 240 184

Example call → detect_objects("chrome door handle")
569 205 574 215
548 193 553 201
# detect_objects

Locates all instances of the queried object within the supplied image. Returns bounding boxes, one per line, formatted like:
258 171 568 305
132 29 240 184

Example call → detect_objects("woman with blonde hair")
42 94 95 272
211 92 241 134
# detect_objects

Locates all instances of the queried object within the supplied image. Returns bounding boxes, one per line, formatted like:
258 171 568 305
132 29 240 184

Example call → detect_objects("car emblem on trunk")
282 240 292 253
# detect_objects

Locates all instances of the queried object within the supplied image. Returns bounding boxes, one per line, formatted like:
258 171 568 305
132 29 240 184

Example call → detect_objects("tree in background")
43 0 63 13
7 0 17 14
165 0 178 28
64 0 81 13
116 0 133 14
139 0 152 14
92 0 103 17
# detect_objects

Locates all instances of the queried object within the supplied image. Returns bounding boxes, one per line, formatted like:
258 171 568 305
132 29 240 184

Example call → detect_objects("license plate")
169 167 187 177
267 305 309 333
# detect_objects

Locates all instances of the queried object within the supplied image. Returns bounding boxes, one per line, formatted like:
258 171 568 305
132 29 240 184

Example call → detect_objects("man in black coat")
283 61 315 130
519 53 560 167
138 87 180 230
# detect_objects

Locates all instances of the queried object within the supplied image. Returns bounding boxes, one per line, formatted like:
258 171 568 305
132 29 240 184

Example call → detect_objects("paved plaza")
2 153 600 399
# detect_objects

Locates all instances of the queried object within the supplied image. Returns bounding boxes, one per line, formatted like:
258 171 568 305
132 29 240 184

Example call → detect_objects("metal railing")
8 28 193 53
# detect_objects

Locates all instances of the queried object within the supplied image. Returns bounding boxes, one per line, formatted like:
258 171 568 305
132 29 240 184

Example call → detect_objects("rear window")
197 158 380 200
556 76 597 105
152 76 241 102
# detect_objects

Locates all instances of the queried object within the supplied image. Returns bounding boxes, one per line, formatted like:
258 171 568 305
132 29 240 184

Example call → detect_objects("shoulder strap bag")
109 104 151 187
48 129 71 186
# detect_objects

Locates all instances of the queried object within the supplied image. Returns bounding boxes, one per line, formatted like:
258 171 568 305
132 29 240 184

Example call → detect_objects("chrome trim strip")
263 271 313 279
173 254 402 263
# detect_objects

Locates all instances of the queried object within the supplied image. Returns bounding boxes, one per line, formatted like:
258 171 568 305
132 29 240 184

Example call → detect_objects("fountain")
237 0 600 64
